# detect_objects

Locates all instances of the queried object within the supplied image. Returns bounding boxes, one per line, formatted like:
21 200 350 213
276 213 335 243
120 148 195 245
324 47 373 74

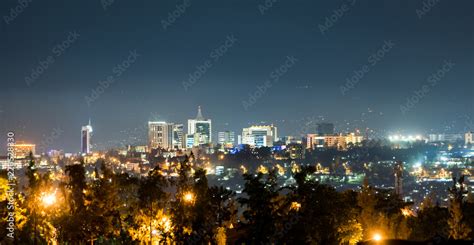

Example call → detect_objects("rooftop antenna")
196 106 204 120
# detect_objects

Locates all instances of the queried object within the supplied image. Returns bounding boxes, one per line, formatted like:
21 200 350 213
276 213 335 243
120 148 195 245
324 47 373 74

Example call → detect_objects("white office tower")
187 106 212 146
81 120 93 154
242 125 278 147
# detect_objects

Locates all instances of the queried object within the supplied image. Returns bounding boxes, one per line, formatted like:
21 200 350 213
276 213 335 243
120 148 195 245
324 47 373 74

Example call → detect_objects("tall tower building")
173 124 184 149
148 121 174 150
81 120 93 154
187 106 212 146
394 161 403 196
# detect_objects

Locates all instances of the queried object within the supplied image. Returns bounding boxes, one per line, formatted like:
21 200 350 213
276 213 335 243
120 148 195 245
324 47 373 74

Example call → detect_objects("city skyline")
1 105 474 154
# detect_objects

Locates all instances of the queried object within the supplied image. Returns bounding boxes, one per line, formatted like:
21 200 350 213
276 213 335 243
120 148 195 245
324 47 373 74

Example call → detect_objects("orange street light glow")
183 192 195 203
373 233 382 241
42 192 56 206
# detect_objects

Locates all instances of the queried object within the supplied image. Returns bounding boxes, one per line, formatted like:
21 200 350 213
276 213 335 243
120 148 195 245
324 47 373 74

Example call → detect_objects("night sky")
1 0 473 153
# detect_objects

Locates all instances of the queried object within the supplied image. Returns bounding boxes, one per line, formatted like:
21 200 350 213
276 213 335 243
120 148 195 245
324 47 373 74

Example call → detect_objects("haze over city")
1 0 473 152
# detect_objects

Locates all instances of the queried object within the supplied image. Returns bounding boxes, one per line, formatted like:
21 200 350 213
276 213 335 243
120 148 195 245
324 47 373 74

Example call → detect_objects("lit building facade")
466 132 473 145
218 131 235 149
345 132 364 145
306 132 363 150
13 143 36 159
242 125 278 147
81 121 93 154
187 106 212 146
186 134 195 149
173 124 185 149
287 143 305 159
428 134 463 143
148 121 174 150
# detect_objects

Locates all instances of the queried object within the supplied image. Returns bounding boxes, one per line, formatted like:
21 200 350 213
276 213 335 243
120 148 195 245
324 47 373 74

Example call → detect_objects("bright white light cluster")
388 134 423 142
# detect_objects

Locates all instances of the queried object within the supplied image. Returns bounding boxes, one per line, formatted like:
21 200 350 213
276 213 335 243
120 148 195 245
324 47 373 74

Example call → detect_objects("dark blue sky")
1 0 473 152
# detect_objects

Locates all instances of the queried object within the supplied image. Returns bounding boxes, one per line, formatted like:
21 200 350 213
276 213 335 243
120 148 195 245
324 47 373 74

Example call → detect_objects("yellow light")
373 233 382 241
183 192 195 204
160 216 172 233
240 165 247 174
41 192 56 206
257 165 268 174
276 164 285 176
401 207 413 217
290 201 301 211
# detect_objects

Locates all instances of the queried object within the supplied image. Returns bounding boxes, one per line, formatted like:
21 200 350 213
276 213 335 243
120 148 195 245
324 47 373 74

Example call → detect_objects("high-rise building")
394 161 403 196
218 131 235 149
173 124 184 149
242 125 277 147
81 120 93 154
466 131 473 145
148 121 174 150
13 143 36 159
317 123 334 136
187 106 212 146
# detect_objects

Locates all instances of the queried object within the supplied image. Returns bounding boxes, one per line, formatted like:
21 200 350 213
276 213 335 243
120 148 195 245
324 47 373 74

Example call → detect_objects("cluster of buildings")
305 123 363 150
388 132 474 146
138 107 279 153
77 107 365 157
147 106 213 151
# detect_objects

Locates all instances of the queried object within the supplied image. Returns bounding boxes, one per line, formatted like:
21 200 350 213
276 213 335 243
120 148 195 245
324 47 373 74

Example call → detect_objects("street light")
33 191 57 245
290 201 301 211
183 192 195 204
372 233 382 242
41 192 56 207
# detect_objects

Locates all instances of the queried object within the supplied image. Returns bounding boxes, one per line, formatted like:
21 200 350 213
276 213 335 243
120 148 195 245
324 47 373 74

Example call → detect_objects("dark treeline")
1 153 473 244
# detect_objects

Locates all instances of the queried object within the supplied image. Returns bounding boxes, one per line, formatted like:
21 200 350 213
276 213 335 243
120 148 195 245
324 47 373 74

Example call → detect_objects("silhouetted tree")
238 170 281 244
448 176 471 239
